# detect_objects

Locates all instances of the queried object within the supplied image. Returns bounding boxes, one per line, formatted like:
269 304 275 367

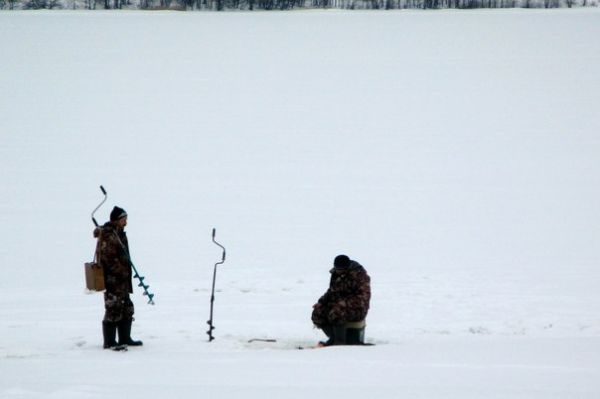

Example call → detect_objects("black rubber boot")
318 325 335 346
345 327 365 345
102 321 118 349
333 325 347 345
117 319 143 347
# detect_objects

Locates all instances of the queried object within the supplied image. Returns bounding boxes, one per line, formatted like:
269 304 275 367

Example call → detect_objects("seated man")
311 255 371 346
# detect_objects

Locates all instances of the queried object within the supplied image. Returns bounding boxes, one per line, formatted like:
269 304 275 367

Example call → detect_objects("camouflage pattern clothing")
94 222 134 323
312 260 371 327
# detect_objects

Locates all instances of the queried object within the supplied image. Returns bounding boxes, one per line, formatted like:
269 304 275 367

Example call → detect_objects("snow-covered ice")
1 9 600 399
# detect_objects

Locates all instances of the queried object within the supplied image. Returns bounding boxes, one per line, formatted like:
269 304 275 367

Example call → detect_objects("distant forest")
1 0 596 10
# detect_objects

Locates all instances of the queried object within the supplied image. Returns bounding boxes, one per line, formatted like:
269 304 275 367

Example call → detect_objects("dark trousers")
103 292 134 323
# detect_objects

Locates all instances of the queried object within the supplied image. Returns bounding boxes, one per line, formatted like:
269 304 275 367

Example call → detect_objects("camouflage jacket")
317 260 371 321
94 222 133 295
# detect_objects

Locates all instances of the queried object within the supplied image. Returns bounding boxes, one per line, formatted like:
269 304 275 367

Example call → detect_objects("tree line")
0 0 594 10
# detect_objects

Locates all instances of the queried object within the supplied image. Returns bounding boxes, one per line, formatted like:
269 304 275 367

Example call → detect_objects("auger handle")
92 185 108 227
212 228 226 263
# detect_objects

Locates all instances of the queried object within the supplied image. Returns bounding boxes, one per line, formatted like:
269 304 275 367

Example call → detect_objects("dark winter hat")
110 206 127 222
333 255 351 269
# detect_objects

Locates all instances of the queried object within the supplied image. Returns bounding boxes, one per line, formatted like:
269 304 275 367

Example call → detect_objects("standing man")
94 206 143 350
311 255 371 346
